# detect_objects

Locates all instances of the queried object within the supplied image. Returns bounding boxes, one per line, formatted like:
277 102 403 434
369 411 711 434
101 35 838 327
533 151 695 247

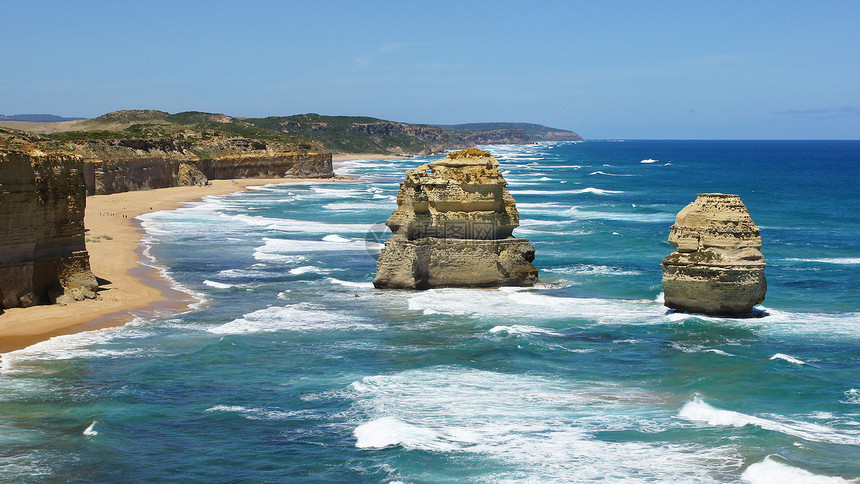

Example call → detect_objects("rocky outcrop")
464 128 530 145
72 137 332 195
374 148 539 289
0 144 98 311
348 121 469 155
661 193 766 316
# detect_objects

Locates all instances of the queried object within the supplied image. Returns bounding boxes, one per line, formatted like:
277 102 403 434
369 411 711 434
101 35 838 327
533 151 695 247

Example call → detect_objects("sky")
1 0 858 139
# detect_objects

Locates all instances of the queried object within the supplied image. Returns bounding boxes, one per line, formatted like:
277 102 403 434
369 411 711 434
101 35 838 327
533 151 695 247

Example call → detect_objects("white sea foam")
842 389 860 405
354 417 452 451
545 265 642 277
253 236 381 260
745 307 860 341
741 455 853 484
489 325 565 337
203 280 235 289
1 321 149 373
83 421 98 437
208 304 377 334
679 396 860 446
327 278 375 289
289 265 332 275
589 170 635 176
509 187 623 196
640 158 658 163
347 367 739 482
231 214 371 234
407 288 666 325
567 206 676 223
205 405 311 420
323 201 393 211
770 353 807 365
705 349 736 357
784 257 860 265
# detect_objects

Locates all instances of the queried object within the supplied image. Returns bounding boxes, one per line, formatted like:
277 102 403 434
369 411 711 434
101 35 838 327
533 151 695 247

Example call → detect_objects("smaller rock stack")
374 148 539 289
661 193 766 316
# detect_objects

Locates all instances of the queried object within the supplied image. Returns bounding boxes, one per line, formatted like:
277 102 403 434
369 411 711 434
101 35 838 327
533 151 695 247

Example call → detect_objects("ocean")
1 140 859 483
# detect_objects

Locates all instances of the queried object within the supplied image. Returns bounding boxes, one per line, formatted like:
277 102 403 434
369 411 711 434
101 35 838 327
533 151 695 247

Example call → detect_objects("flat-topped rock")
661 193 766 316
374 148 538 289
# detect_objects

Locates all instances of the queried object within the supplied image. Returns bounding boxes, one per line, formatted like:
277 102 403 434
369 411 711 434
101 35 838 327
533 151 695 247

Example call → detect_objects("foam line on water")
327 278 375 289
784 257 860 265
770 353 807 365
203 280 236 289
741 455 853 484
567 206 676 223
489 325 566 337
0 319 150 373
204 405 313 420
208 304 378 334
545 265 642 276
346 367 740 481
253 236 381 260
510 187 624 195
679 396 860 446
407 288 666 325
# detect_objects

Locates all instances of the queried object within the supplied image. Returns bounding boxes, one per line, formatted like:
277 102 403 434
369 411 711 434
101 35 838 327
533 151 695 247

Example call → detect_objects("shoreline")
0 173 360 354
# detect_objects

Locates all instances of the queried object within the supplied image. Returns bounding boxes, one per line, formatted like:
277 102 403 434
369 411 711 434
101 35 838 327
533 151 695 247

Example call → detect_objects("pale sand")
0 175 356 353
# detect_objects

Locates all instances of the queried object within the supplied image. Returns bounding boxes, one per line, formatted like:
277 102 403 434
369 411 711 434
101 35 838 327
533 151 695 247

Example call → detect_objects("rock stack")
374 148 539 289
661 193 766 316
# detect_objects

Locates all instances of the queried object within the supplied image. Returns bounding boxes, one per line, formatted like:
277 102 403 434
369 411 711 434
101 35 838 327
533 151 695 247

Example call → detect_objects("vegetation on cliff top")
2 110 584 156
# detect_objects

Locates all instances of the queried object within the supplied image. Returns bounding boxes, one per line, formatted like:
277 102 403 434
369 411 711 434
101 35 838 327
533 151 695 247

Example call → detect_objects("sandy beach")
0 175 357 353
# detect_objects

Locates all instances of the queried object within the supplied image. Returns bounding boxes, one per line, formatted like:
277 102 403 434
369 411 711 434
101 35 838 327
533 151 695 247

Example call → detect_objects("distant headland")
0 109 583 156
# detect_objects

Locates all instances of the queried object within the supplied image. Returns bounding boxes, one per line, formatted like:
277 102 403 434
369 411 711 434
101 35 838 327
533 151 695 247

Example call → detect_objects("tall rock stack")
374 148 539 289
661 193 766 316
0 146 98 311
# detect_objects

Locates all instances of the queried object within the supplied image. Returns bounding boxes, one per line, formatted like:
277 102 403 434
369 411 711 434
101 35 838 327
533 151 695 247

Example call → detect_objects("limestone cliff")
661 193 766 316
0 137 98 311
72 137 332 195
374 148 539 289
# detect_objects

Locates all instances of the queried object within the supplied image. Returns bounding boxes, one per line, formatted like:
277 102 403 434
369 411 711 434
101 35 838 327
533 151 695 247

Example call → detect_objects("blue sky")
2 0 858 139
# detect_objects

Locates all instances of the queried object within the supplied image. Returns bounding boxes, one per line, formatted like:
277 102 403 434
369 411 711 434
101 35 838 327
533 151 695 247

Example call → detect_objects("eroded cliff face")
0 145 98 311
661 193 766 316
72 137 333 195
374 148 539 289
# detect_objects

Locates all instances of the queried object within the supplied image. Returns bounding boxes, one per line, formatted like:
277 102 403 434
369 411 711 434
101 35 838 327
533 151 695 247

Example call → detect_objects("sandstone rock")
74 137 332 195
374 148 538 289
661 193 766 316
0 143 98 310
176 162 208 187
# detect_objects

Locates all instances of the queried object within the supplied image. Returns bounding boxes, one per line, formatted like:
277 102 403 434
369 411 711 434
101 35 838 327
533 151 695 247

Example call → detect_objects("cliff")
374 148 539 289
661 193 767 316
71 136 332 195
0 132 98 311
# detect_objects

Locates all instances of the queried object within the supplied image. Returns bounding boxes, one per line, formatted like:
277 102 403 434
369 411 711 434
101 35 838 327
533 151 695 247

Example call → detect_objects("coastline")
0 174 358 353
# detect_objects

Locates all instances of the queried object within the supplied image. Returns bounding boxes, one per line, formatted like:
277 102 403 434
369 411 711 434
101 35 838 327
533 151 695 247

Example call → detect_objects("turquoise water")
1 141 859 482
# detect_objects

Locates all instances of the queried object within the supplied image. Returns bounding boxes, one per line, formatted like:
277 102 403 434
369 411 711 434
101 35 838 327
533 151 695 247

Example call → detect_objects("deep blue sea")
2 140 859 483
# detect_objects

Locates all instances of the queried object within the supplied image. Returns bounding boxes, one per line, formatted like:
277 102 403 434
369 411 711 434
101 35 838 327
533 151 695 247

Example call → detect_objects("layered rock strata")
661 193 766 316
0 146 98 311
72 138 332 195
374 148 538 289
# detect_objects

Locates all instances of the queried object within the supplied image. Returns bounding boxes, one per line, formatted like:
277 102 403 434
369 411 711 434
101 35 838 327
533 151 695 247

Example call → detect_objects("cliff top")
0 110 585 156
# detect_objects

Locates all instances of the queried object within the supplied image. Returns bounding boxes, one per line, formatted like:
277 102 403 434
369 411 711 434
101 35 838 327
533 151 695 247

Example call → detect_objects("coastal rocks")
661 193 766 316
72 137 332 195
374 148 539 289
0 144 98 311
